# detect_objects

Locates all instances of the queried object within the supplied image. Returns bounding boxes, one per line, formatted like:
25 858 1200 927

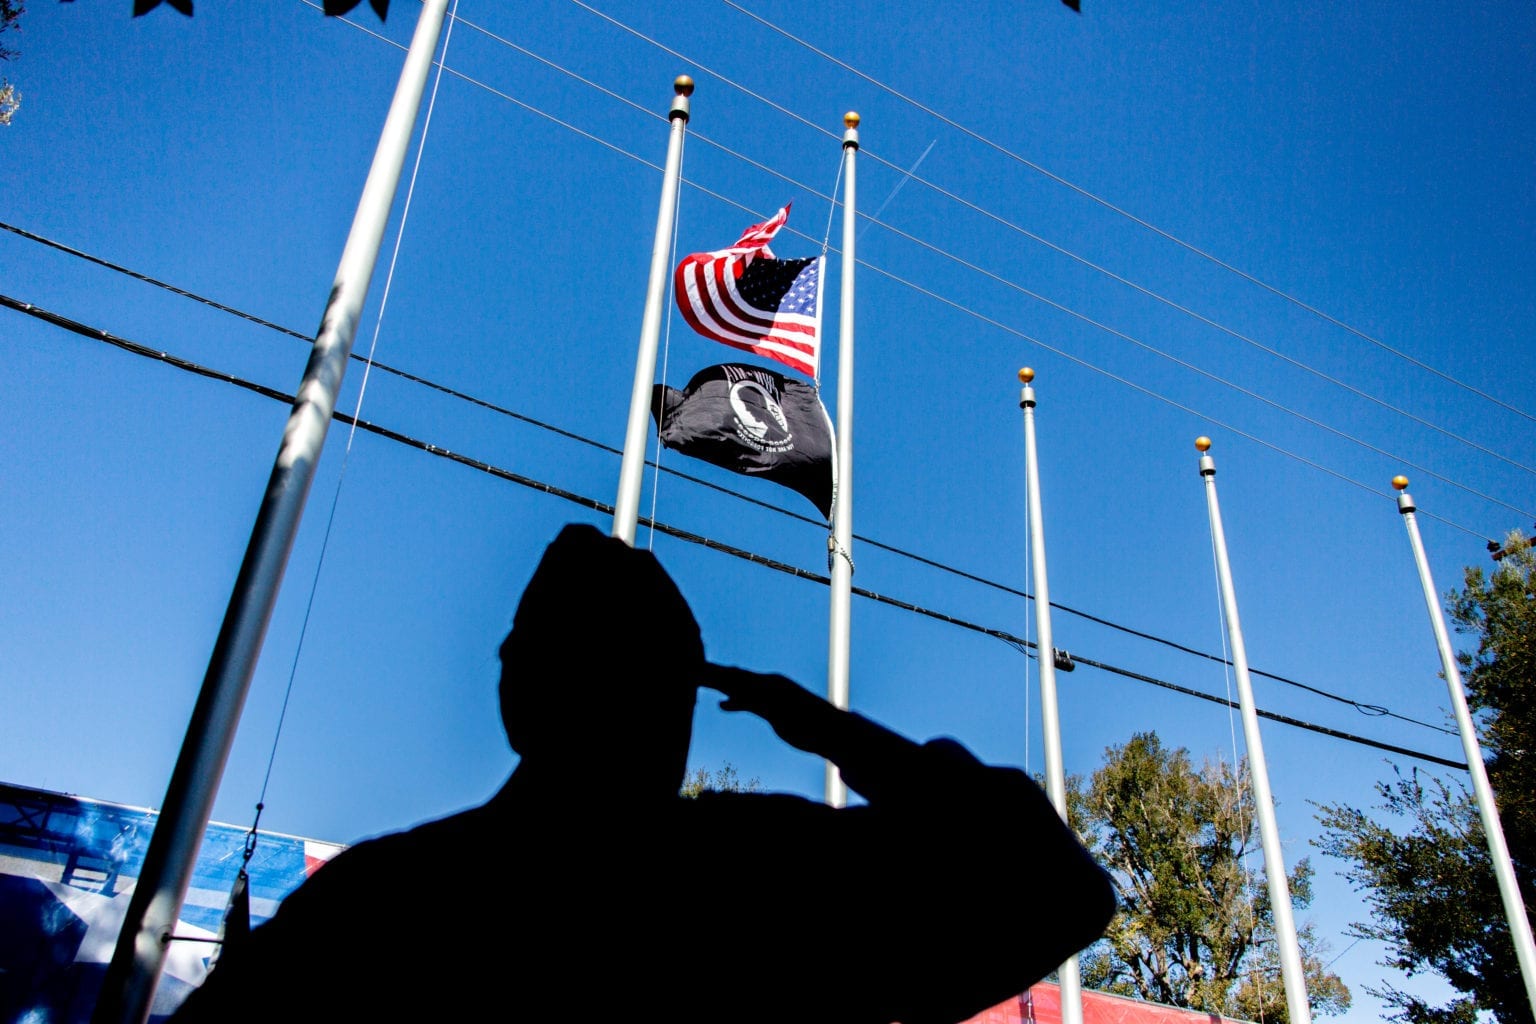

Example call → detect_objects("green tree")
1068 732 1350 1022
1 0 21 126
679 762 761 798
1315 530 1535 1024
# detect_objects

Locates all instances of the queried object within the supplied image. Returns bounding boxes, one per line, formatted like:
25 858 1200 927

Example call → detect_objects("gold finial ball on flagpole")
844 111 861 128
674 75 695 97
1392 475 1410 491
1195 436 1212 452
1018 367 1035 384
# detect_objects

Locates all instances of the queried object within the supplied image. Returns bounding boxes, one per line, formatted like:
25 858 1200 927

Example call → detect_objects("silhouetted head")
498 524 704 795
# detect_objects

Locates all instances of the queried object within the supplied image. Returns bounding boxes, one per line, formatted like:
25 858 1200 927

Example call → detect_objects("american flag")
673 204 824 379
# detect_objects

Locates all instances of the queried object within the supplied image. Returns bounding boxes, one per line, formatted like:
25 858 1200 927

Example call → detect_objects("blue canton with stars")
737 256 819 316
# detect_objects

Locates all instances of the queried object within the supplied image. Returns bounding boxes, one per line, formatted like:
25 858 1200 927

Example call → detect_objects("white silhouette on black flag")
651 363 834 519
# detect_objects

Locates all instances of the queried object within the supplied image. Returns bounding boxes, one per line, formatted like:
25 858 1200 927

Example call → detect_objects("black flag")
652 363 834 519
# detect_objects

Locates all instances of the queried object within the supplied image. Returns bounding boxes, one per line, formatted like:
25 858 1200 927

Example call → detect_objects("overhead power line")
305 9 1531 532
541 0 1535 476
1 291 1466 771
712 0 1536 427
661 131 1535 518
0 223 1468 740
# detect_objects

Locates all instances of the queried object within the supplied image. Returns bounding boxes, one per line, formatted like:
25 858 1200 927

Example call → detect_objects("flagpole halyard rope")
821 158 843 257
1021 387 1035 777
1202 441 1271 1024
256 0 461 816
646 132 688 553
827 536 855 575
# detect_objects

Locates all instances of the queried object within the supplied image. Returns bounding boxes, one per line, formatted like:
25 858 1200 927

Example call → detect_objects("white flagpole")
613 76 693 545
1017 368 1085 1024
1196 437 1313 1024
91 4 452 1021
825 112 859 807
1392 476 1536 1014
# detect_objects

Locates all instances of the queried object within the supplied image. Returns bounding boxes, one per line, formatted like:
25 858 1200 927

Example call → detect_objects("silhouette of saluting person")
170 523 1114 1024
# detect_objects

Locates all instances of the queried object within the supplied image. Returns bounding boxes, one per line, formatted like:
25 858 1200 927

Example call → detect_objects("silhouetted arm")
706 663 1115 1024
706 664 935 801
709 664 1044 807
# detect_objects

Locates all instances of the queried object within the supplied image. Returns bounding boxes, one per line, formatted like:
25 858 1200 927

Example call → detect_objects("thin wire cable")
850 256 1496 541
635 122 1527 512
1206 480 1245 781
717 0 1536 426
15 2 1517 712
317 10 1534 524
1322 937 1363 972
10 193 1474 731
817 151 845 393
258 0 461 807
843 148 1536 481
1022 418 1034 776
650 126 1536 513
0 222 315 343
840 210 1536 515
3 290 1471 774
667 166 1513 540
562 0 837 144
422 9 1536 509
821 158 843 254
555 0 1536 470
0 234 1454 738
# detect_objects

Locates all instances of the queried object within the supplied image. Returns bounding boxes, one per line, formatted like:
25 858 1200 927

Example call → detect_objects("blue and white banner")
0 781 342 1022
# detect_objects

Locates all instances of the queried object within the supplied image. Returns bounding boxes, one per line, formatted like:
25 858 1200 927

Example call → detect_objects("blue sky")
3 2 1533 1019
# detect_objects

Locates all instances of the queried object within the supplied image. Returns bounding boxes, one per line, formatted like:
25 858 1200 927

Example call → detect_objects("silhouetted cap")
498 524 704 751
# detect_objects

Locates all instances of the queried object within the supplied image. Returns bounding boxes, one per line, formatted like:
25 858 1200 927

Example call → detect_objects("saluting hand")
705 664 835 756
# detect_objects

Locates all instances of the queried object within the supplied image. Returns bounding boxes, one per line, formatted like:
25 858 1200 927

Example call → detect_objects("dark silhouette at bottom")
170 523 1114 1023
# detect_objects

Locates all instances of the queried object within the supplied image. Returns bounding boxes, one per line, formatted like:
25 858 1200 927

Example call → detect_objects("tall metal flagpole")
825 111 859 808
1392 476 1536 1014
91 3 452 1021
1196 437 1313 1024
613 76 693 545
1017 368 1085 1024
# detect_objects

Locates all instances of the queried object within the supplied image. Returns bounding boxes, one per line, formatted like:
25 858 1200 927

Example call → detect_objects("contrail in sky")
861 139 937 240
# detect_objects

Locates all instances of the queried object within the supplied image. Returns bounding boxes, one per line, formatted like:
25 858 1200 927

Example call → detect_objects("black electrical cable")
0 222 1462 738
1 291 1466 773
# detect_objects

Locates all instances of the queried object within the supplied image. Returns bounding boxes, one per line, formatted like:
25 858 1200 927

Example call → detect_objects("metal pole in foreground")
1018 368 1084 1024
825 112 859 808
1197 437 1313 1024
613 76 693 545
92 4 451 1020
1393 476 1536 1015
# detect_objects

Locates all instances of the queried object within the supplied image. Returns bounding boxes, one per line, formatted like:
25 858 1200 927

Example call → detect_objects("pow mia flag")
651 363 834 520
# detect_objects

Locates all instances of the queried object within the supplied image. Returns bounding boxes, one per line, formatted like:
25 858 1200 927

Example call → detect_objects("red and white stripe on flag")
673 204 823 379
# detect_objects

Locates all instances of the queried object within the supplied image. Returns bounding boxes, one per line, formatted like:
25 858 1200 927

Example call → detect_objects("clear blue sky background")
3 2 1533 1019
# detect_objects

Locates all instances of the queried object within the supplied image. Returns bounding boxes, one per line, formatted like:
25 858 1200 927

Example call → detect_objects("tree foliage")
130 0 388 18
679 762 761 798
1068 732 1349 1022
1 0 21 127
1315 531 1535 1024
